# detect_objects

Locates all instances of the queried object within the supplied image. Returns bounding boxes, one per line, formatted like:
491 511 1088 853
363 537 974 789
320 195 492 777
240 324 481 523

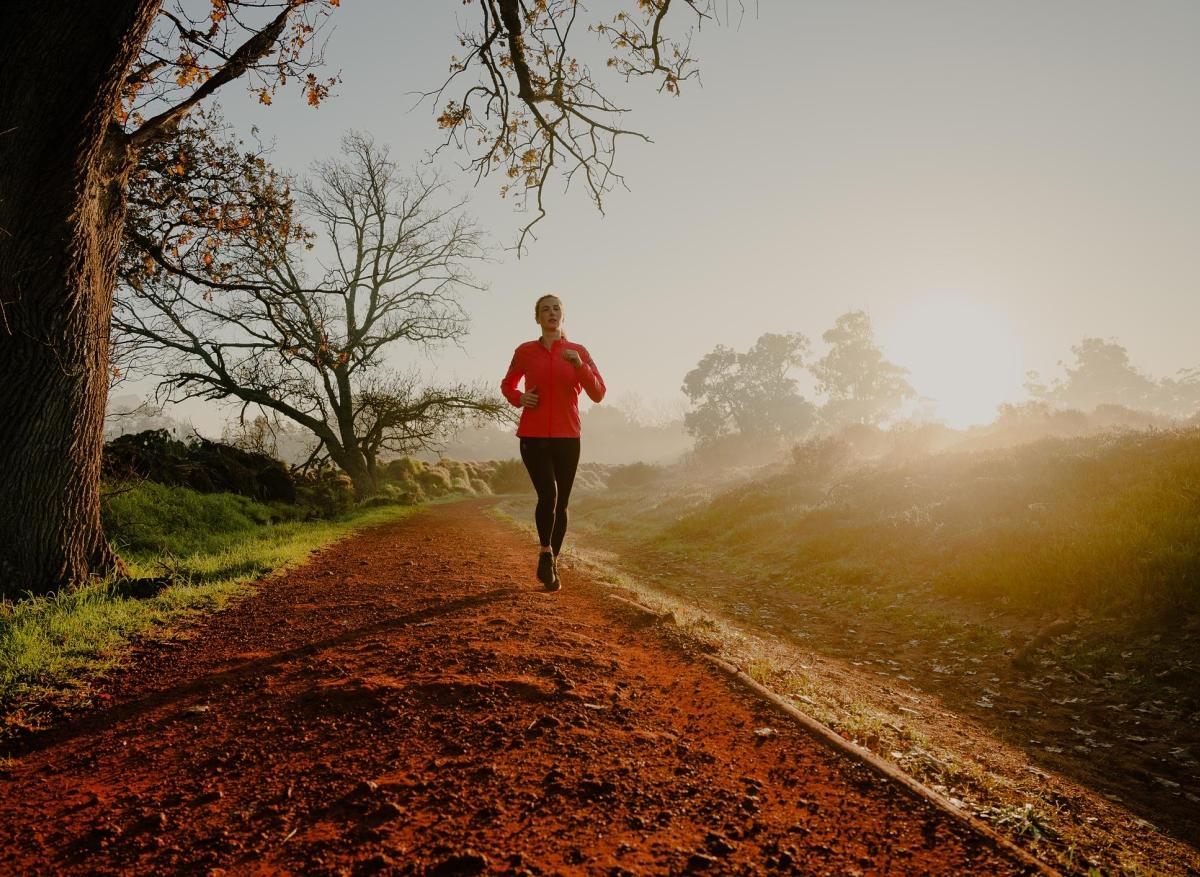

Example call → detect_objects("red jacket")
501 337 606 437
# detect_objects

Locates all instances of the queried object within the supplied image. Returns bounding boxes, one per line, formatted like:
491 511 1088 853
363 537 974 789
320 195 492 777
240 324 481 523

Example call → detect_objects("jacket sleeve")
500 348 525 407
575 345 606 403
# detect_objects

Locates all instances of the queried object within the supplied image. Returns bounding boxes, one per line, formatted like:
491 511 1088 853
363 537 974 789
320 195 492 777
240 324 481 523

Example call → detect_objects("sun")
879 293 1026 429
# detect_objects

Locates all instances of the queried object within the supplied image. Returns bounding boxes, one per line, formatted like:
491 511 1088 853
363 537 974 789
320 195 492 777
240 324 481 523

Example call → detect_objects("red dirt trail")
0 501 1042 875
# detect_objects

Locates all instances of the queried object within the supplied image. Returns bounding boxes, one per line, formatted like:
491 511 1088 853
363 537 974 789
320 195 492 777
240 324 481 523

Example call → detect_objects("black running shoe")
550 555 561 591
537 552 557 589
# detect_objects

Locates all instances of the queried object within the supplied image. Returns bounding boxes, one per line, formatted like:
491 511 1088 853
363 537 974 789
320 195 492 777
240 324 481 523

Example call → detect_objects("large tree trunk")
0 2 161 595
328 445 379 501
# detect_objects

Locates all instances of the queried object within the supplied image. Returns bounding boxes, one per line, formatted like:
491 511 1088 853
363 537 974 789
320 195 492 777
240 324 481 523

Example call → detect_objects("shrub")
487 459 533 494
102 429 296 503
294 468 355 518
102 481 299 556
417 466 453 496
790 436 854 481
382 456 424 482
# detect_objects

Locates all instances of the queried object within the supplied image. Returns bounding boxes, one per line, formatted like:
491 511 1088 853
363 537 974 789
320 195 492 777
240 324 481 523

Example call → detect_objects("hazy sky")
155 0 1200 430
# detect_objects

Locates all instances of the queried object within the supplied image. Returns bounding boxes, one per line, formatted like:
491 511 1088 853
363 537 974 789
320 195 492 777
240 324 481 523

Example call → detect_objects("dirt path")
0 501 1042 875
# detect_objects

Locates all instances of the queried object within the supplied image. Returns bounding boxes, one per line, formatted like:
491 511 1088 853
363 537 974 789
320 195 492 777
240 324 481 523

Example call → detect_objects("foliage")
101 480 299 558
1026 337 1200 418
382 457 425 482
682 332 815 444
488 459 536 495
121 0 339 141
103 429 295 503
416 466 454 498
293 468 356 518
811 310 914 427
119 107 303 304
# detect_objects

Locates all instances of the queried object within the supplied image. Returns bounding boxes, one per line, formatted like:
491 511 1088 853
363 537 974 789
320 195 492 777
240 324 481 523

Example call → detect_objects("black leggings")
519 437 581 555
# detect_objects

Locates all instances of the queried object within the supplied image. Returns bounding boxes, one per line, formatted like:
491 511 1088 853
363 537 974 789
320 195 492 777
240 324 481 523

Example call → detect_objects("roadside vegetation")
0 483 415 739
0 427 581 741
562 425 1200 874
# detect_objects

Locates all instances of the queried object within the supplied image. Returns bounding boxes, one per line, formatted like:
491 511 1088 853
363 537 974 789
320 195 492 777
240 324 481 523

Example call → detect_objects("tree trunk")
0 2 161 595
322 437 378 501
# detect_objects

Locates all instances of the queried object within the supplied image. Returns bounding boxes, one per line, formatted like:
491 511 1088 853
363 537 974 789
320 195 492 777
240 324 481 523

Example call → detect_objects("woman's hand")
519 386 539 408
562 349 583 367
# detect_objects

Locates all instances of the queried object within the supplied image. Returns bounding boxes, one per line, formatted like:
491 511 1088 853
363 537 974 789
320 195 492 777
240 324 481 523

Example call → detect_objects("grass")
1 482 417 736
584 430 1200 621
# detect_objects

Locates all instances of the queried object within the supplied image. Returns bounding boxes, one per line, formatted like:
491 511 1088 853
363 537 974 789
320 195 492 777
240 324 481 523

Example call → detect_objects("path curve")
0 501 1042 875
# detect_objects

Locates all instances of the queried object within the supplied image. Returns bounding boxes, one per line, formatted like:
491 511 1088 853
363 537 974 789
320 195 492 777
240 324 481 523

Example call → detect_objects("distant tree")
115 133 505 498
1160 368 1200 418
682 333 816 444
811 311 914 426
1026 338 1161 413
1026 337 1200 418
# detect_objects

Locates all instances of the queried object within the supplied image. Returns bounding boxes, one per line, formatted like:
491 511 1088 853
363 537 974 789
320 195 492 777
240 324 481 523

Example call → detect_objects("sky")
150 0 1200 431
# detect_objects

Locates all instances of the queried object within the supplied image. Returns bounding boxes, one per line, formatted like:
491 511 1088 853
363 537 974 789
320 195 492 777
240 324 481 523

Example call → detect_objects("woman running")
501 294 606 591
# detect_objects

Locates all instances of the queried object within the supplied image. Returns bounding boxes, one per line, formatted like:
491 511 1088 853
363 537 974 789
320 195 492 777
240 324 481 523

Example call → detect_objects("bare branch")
424 0 727 253
115 131 505 496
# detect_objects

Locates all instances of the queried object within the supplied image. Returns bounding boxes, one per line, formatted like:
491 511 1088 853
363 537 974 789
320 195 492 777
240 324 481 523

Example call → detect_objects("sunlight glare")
881 294 1025 428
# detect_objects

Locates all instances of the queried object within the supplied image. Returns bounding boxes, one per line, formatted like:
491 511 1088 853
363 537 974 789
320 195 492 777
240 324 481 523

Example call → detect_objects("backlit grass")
620 430 1200 619
1 483 416 735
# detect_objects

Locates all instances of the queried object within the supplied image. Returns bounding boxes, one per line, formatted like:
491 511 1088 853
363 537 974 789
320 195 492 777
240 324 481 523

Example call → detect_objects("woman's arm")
500 349 526 407
574 345 606 403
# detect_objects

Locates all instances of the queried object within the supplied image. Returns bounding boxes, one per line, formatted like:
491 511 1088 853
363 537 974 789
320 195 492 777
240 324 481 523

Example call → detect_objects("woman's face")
536 296 563 332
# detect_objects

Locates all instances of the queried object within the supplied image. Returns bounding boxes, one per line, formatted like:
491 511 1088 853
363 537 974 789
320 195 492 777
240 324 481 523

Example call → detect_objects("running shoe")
537 552 557 589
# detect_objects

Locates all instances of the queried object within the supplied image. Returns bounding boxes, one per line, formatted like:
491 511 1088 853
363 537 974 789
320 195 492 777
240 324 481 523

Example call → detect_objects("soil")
0 500 1040 875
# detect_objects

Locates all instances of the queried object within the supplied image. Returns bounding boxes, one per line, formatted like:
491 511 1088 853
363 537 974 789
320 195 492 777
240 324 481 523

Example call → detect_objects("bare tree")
115 133 504 497
1 0 716 593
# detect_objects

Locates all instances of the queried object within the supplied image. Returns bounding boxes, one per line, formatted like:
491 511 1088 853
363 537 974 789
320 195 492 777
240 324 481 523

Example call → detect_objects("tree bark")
0 2 161 595
326 444 378 501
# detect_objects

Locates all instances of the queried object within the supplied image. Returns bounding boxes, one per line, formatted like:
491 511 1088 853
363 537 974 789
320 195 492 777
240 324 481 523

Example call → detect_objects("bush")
382 456 424 482
487 459 533 494
790 436 854 481
417 466 453 497
103 429 296 503
294 468 355 518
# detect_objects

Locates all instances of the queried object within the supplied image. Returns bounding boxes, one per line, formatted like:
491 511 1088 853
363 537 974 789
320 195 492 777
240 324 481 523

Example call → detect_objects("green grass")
629 430 1200 619
1 482 417 736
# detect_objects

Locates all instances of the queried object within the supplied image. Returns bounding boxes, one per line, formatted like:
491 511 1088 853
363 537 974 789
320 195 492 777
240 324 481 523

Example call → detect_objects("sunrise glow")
881 294 1026 429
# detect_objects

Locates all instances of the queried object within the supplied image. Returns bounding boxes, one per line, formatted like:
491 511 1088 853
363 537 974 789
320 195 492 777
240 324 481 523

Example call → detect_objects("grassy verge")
1 482 417 737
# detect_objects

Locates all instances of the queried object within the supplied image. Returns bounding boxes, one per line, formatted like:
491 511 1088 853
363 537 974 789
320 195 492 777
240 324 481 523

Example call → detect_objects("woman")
501 294 606 591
